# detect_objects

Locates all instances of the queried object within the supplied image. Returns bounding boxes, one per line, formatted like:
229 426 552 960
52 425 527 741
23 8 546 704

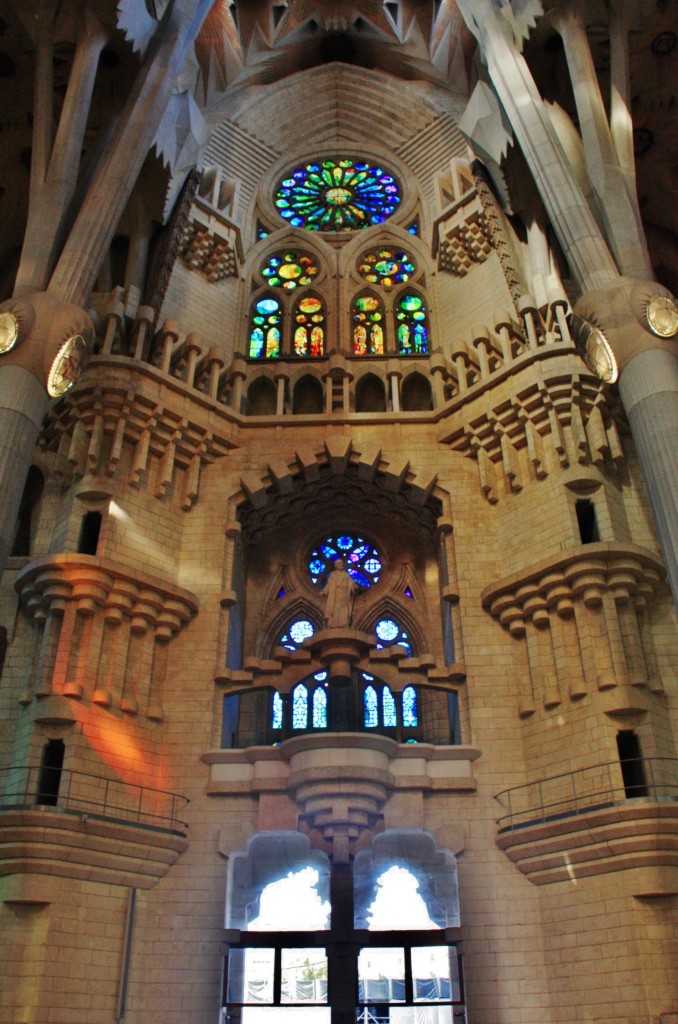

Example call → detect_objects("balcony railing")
0 764 189 836
495 758 678 833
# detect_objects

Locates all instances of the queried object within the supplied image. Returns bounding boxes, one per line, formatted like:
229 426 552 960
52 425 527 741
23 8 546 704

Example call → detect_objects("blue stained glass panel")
402 686 418 727
364 686 378 728
312 686 328 728
272 692 283 730
383 686 397 728
293 684 308 730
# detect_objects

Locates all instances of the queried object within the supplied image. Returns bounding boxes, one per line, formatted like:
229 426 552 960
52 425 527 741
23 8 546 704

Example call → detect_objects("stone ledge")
0 809 188 890
497 800 678 887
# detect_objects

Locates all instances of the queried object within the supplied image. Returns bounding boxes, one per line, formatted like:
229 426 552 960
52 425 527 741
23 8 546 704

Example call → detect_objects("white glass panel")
240 1009 331 1024
358 947 405 1003
412 946 459 1003
280 948 328 1004
227 948 275 1004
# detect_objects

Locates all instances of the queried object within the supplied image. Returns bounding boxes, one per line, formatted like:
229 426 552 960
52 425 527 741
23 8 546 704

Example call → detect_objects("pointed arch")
247 376 277 415
292 292 326 357
394 289 429 355
401 371 433 411
352 290 386 355
292 373 324 414
355 372 387 412
249 293 281 358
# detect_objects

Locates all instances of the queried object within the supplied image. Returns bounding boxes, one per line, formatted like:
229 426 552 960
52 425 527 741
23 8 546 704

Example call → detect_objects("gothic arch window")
352 291 385 355
247 376 276 415
355 372 386 412
395 291 429 355
274 672 329 734
249 295 281 359
293 294 326 357
357 246 416 289
292 374 324 413
402 371 433 411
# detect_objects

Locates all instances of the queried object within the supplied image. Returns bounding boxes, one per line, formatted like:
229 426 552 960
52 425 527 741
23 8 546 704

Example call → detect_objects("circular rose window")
275 158 401 231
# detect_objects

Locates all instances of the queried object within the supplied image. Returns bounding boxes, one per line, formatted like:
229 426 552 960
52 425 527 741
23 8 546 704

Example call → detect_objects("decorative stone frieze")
434 189 492 275
15 555 198 718
482 543 665 715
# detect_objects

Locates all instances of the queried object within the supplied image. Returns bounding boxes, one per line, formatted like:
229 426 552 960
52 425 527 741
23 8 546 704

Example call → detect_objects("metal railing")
0 765 189 835
495 758 678 833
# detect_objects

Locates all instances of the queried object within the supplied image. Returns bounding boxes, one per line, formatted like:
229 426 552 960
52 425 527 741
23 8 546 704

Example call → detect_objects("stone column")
0 367 46 572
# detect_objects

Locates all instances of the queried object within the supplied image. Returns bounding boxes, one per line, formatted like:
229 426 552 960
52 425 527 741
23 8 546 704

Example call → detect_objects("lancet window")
352 291 386 355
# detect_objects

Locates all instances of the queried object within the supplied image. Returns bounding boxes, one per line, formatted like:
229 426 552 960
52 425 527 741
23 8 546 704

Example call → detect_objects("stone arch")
292 373 324 414
263 595 325 657
355 594 427 657
247 376 277 415
355 372 387 412
401 371 433 411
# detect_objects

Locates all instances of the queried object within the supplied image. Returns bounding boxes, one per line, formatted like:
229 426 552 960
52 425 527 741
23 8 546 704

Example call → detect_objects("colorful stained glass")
272 692 283 730
309 535 382 589
358 248 416 289
364 686 378 728
353 293 385 355
275 159 401 232
383 686 397 728
375 617 412 655
312 686 328 729
249 296 281 358
396 292 428 355
279 619 316 651
294 294 326 356
292 683 308 730
261 251 320 292
402 686 418 728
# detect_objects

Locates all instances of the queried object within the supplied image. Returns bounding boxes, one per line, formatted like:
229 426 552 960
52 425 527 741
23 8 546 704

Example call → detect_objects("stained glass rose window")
358 248 415 289
275 159 401 232
261 251 320 291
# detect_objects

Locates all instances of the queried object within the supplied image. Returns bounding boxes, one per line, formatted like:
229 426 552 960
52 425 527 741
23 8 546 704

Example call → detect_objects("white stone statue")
322 558 358 628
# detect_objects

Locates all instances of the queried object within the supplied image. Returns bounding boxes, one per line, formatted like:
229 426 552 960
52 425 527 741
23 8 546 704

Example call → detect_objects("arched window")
292 682 308 730
403 685 418 727
352 292 385 355
249 295 281 358
272 692 283 730
396 292 429 355
293 295 326 356
224 831 464 1023
383 686 397 727
364 684 378 728
312 686 328 729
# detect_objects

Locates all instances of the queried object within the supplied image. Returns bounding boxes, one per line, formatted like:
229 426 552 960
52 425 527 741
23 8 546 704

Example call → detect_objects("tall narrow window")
383 686 397 728
293 295 325 356
576 498 600 543
402 686 418 727
292 683 308 730
78 511 102 554
312 685 328 729
272 692 284 731
36 739 65 806
364 685 378 728
617 730 648 798
396 292 429 355
353 292 385 355
249 296 281 358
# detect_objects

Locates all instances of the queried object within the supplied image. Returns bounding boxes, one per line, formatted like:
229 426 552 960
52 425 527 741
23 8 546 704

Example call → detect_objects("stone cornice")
15 554 198 638
482 542 665 634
